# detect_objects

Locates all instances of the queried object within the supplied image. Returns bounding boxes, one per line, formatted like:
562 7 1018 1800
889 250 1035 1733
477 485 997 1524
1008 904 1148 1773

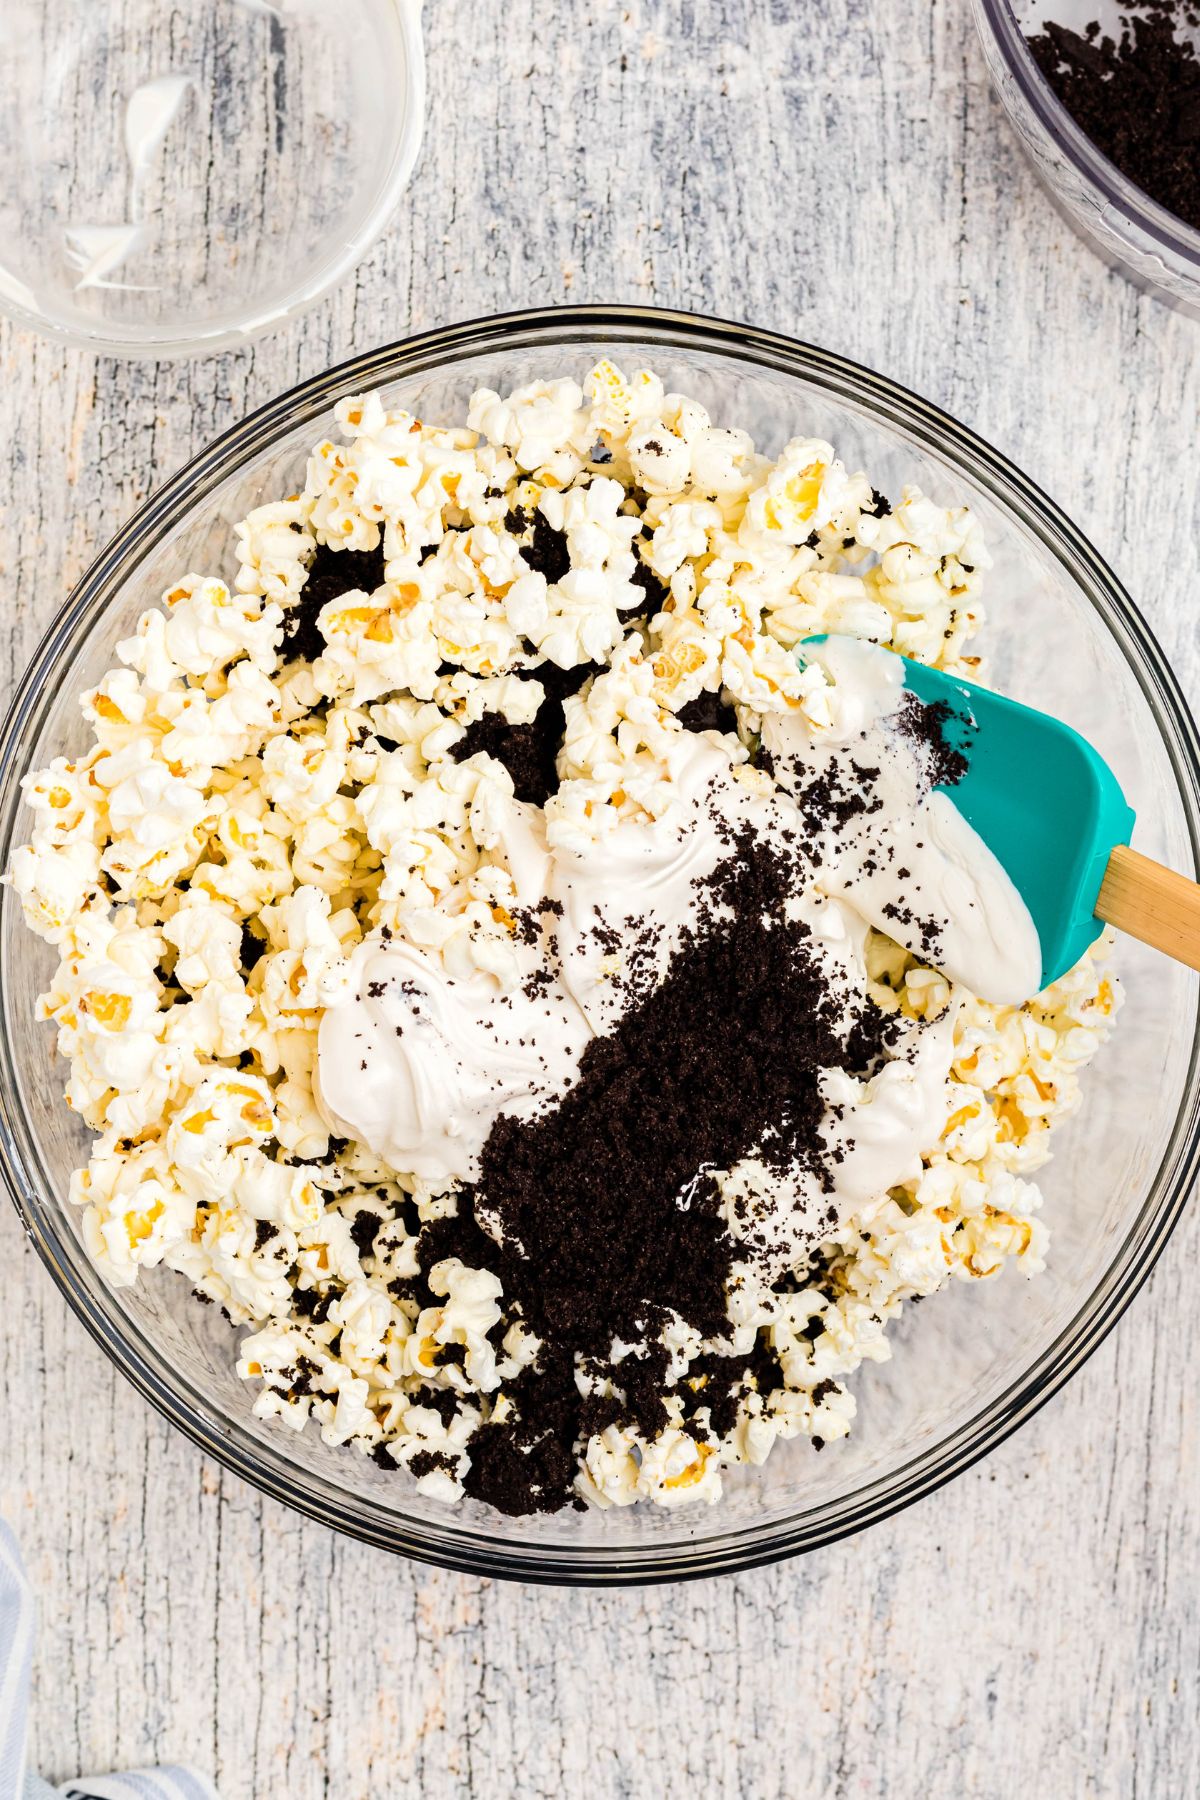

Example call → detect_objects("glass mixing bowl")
1 306 1198 1585
0 0 425 358
973 0 1200 316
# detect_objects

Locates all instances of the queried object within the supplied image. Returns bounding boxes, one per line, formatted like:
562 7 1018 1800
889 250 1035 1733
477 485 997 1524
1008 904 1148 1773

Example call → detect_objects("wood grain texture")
1098 846 1200 973
2 2 1200 1796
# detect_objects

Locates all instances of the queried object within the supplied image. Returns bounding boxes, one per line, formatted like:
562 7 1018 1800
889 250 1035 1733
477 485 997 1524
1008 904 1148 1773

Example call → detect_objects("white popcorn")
585 360 667 443
257 886 354 1027
157 663 283 778
313 561 442 704
741 437 855 547
10 837 103 942
260 730 349 818
234 497 315 606
467 378 589 478
407 1258 505 1395
628 424 691 496
646 498 723 579
162 576 283 676
162 892 243 991
71 1144 194 1288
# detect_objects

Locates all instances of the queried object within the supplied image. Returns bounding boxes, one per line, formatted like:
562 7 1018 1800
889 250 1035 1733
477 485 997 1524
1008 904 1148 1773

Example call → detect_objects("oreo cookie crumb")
676 689 739 737
452 663 600 807
623 552 671 617
240 922 268 972
516 509 572 584
279 540 388 664
442 835 896 1516
350 1210 380 1259
409 1450 457 1480
896 691 969 789
292 1285 338 1325
1028 2 1200 231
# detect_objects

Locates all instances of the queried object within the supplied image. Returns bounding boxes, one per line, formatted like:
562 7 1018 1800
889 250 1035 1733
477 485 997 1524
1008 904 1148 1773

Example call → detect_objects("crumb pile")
441 837 896 1513
1029 1 1200 231
8 363 1120 1515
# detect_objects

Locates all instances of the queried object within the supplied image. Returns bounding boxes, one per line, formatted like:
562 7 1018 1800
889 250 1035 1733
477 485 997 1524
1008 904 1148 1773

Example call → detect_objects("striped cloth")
1 1523 219 1800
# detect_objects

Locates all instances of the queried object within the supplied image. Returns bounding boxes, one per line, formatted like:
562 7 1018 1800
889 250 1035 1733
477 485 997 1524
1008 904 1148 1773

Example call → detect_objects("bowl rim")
0 0 426 360
2 301 1199 1585
973 0 1200 265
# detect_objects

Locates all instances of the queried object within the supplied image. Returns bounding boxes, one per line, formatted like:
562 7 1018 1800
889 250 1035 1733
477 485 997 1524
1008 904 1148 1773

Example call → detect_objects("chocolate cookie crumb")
625 550 671 615
409 1450 457 1480
444 834 896 1516
240 923 268 972
279 540 388 664
452 663 600 806
349 1210 381 1259
896 691 970 790
517 510 572 584
1028 3 1200 231
676 689 739 738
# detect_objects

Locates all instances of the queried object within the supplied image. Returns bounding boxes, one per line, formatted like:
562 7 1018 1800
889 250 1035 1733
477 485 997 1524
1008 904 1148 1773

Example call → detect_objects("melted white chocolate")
762 637 1041 1007
318 639 1041 1200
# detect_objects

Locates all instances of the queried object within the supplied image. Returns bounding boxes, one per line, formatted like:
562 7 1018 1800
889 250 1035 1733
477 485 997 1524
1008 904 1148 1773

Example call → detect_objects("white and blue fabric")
1 1523 219 1800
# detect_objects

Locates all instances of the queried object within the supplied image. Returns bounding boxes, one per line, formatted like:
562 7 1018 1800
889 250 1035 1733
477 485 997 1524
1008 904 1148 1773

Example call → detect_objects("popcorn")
257 886 354 1028
4 361 1121 1513
468 377 588 470
234 497 315 607
741 437 855 547
856 488 992 665
645 498 723 579
160 576 283 677
628 424 691 496
162 892 243 991
549 637 704 837
313 561 442 704
10 837 103 942
406 1258 505 1395
585 360 667 444
72 1145 194 1288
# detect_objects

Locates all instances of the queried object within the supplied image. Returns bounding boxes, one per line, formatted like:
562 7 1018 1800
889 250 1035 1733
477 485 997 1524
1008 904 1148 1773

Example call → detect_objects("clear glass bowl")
972 0 1200 316
2 306 1198 1585
0 0 425 358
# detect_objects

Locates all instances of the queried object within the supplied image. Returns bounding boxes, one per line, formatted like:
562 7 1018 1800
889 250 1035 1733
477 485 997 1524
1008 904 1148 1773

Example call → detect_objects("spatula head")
805 639 1136 992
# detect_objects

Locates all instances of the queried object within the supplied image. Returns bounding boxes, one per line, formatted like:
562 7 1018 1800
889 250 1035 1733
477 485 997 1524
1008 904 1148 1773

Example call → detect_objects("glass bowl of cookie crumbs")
2 307 1198 1584
974 0 1200 314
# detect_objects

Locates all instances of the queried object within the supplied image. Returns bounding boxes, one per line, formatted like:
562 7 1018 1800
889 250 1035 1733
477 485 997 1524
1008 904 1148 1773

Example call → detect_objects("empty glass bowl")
2 306 1198 1583
0 0 425 357
973 0 1200 315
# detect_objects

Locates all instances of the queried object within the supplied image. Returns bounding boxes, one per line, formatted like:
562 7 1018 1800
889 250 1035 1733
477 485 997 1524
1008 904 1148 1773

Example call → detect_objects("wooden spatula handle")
1096 845 1200 973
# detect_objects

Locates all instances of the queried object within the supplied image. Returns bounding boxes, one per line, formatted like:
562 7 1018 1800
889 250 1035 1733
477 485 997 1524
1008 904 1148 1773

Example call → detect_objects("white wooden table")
3 4 1199 1795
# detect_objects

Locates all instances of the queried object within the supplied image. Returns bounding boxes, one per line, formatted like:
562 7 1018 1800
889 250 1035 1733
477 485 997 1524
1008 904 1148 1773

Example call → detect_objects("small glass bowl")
2 306 1199 1584
0 0 425 359
972 0 1200 316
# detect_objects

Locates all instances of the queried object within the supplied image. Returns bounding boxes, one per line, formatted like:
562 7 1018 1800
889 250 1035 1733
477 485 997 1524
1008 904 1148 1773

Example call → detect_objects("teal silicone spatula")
808 638 1200 991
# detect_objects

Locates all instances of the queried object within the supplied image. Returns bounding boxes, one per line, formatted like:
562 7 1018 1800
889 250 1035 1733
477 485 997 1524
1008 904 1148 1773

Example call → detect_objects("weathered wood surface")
3 3 1200 1795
